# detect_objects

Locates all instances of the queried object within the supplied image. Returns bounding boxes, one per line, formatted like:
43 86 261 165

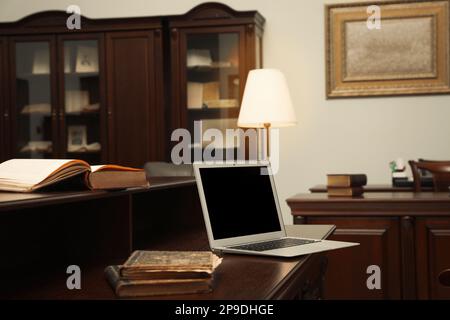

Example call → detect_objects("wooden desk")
0 178 334 300
287 192 450 300
309 184 433 193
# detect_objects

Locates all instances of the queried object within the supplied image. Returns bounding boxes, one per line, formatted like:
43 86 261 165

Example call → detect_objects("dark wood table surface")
2 225 335 300
288 192 450 216
0 177 336 300
309 184 434 193
0 176 196 212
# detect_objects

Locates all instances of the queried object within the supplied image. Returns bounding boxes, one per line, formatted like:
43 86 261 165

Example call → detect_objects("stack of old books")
105 250 222 298
327 174 367 197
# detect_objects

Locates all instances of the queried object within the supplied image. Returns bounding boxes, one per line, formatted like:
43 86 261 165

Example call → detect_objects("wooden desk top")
2 225 335 300
287 192 450 216
309 184 433 193
0 176 196 212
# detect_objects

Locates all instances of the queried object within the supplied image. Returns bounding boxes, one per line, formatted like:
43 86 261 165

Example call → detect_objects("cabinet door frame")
0 37 7 161
415 217 450 299
170 25 247 132
8 35 59 158
56 33 107 161
105 29 164 166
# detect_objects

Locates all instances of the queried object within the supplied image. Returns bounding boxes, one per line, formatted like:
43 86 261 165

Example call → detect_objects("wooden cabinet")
168 3 264 160
416 217 450 299
300 216 401 299
106 30 164 167
0 4 264 166
288 192 450 300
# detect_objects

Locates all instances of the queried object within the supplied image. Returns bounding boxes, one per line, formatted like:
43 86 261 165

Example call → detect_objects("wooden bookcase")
0 4 265 167
169 3 264 159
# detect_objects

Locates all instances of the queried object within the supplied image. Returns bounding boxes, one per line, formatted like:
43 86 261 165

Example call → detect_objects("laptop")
194 162 358 257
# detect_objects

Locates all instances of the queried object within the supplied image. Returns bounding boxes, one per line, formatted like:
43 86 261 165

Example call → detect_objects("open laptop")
194 162 358 257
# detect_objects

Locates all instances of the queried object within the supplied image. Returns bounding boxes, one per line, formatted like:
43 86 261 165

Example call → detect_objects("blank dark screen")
199 166 282 240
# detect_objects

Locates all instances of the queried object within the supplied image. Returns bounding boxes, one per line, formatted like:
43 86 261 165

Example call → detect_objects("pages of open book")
0 159 88 192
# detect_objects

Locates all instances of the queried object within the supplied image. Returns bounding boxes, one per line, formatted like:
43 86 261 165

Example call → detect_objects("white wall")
2 0 450 224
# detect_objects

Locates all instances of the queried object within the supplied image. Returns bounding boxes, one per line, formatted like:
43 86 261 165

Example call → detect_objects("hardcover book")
120 251 222 277
327 174 367 187
0 159 149 192
327 186 364 197
105 265 212 298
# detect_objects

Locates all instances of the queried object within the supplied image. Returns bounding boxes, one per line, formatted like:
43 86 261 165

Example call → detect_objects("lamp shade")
238 69 297 128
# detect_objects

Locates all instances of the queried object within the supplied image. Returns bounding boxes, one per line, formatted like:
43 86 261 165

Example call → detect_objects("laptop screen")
198 166 282 240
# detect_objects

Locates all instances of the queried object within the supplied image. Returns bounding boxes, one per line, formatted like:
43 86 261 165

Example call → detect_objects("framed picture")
326 0 450 98
67 125 87 152
75 45 99 73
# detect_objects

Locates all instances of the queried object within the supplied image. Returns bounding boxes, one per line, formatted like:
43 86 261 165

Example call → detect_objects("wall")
2 0 450 223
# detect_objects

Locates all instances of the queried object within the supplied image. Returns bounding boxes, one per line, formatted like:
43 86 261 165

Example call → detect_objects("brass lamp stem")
264 123 271 159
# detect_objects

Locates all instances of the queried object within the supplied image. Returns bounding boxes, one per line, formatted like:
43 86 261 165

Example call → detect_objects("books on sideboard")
105 251 222 297
327 174 367 197
0 159 149 192
327 174 367 187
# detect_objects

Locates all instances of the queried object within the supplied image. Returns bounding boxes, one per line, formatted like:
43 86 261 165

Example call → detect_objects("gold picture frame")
326 0 450 98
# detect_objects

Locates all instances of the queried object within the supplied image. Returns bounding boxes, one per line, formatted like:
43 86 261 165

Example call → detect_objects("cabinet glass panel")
63 40 101 163
15 42 53 158
186 33 241 157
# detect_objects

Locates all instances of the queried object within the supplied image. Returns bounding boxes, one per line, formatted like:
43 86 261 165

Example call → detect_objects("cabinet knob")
171 28 178 39
438 269 450 287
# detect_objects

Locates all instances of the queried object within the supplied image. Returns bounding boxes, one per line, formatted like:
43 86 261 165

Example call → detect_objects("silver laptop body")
194 162 357 258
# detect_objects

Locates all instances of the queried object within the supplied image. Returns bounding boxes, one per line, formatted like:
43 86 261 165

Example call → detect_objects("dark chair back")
409 160 450 192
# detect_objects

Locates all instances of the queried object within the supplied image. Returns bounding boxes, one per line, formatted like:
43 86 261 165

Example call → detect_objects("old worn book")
327 186 364 197
0 159 149 192
105 265 212 297
120 251 222 278
327 174 367 187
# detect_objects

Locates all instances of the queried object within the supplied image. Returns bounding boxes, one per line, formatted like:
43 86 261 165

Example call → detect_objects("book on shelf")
21 103 51 115
327 186 364 197
105 265 212 298
20 141 52 153
187 49 212 67
327 174 367 187
105 251 222 297
75 45 99 73
0 159 149 192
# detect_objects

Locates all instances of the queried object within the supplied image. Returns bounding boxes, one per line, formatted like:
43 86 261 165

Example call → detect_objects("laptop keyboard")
228 238 319 252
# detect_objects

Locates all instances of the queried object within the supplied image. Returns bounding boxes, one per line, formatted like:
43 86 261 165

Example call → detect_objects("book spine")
104 265 123 296
327 175 367 187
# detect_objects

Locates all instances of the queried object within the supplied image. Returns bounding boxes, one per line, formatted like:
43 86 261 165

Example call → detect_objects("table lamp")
238 69 297 159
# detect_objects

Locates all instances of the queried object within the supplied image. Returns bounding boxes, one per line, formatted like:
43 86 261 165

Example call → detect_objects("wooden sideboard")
287 192 450 300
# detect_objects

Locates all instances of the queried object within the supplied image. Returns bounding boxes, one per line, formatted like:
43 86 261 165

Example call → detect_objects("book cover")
105 265 212 298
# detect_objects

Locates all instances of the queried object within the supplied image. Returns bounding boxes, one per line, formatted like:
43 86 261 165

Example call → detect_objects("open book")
0 159 149 192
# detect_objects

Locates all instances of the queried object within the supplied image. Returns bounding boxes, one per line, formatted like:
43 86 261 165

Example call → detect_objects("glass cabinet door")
185 32 242 156
62 39 102 164
14 41 54 159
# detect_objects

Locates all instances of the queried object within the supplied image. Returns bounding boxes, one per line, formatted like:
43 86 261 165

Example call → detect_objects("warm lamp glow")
238 69 297 128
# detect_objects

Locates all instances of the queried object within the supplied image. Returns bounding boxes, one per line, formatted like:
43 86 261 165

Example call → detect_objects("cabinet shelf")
67 150 101 154
187 64 238 72
64 72 99 77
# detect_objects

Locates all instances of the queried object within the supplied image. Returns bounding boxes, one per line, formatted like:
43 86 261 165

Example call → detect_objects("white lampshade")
238 69 297 128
